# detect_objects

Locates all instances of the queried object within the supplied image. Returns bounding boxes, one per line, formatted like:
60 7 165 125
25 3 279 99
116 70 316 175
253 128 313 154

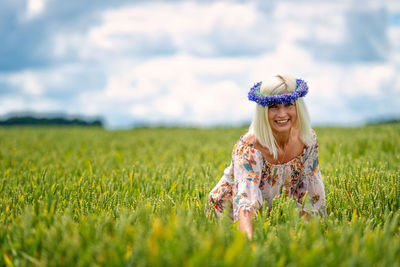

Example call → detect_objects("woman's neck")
274 129 292 149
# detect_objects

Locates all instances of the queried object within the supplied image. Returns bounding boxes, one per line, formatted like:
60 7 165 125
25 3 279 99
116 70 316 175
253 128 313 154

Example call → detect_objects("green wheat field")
1 124 399 266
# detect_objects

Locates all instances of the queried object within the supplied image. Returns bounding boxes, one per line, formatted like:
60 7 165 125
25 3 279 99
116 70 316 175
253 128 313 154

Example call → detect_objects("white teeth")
276 119 289 123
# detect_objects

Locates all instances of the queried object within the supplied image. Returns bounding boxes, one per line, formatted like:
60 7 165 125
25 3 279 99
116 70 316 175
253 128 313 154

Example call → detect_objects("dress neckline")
239 135 308 166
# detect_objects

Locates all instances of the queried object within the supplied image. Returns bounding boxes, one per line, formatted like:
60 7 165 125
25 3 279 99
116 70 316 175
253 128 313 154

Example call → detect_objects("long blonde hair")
248 74 312 159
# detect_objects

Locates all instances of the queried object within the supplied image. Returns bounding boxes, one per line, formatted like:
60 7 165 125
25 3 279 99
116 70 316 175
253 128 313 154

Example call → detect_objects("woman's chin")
272 120 293 132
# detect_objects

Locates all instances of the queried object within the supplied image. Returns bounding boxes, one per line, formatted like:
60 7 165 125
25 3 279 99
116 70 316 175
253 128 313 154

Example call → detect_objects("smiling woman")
208 74 326 239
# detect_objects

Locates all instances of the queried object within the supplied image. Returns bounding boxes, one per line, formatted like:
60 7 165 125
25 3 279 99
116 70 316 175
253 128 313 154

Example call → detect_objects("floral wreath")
248 78 309 107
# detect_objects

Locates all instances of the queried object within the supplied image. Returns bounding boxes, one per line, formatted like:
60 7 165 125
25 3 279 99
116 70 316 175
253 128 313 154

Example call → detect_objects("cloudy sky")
0 0 399 128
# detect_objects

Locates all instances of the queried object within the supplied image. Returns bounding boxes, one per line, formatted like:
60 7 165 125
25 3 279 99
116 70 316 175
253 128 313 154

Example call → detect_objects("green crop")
0 124 399 266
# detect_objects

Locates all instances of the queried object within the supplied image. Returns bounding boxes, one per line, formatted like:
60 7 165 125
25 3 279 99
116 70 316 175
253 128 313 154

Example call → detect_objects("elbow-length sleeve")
297 132 326 217
232 142 264 221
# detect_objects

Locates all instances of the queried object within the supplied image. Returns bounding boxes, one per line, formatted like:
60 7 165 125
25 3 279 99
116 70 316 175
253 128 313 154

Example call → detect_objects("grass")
0 124 399 266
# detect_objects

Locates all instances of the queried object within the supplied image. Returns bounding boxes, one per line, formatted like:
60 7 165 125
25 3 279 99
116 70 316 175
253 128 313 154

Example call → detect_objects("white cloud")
0 97 26 115
25 0 48 20
51 1 271 61
131 104 148 117
88 2 257 50
154 95 184 117
3 71 44 96
352 64 395 96
274 1 347 44
0 95 60 116
0 65 83 96
101 54 253 103
79 54 256 126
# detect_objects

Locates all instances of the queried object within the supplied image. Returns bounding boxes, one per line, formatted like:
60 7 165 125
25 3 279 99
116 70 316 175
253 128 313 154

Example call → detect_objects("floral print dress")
208 130 326 221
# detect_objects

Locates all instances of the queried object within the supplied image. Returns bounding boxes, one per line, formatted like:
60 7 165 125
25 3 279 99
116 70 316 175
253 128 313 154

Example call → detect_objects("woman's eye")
269 105 278 109
285 103 294 107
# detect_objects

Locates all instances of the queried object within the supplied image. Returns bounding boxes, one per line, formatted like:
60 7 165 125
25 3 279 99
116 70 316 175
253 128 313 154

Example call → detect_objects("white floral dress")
208 130 326 221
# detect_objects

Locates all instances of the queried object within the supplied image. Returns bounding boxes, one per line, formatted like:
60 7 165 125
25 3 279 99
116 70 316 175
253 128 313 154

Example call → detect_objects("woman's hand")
238 208 254 240
301 210 310 221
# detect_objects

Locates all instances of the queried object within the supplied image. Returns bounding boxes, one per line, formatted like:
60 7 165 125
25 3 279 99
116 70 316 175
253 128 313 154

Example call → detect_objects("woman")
208 74 326 239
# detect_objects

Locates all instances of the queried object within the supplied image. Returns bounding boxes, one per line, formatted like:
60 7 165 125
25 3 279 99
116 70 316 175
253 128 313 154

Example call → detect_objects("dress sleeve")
232 142 264 221
208 162 234 218
298 131 326 217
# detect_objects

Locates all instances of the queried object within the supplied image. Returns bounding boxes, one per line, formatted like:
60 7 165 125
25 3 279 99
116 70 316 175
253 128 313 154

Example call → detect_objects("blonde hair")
248 74 312 159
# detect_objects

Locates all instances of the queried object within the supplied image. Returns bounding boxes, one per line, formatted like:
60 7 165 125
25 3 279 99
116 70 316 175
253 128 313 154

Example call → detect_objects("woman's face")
267 102 297 134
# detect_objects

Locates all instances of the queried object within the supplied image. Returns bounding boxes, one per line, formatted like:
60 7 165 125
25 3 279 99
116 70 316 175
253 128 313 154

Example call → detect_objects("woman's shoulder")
311 128 317 137
303 129 319 157
232 133 262 160
310 129 319 146
241 133 256 145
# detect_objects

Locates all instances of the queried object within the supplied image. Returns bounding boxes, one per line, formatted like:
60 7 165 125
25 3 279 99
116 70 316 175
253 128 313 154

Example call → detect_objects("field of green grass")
1 124 399 266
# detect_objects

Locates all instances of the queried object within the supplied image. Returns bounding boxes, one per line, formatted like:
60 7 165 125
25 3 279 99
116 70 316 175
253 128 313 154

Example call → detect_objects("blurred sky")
0 0 399 128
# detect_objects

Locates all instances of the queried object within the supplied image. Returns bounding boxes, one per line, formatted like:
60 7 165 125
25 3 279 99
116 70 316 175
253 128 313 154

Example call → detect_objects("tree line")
0 115 103 127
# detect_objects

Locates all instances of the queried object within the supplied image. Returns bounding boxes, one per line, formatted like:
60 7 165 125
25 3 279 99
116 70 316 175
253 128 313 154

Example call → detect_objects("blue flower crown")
248 78 309 107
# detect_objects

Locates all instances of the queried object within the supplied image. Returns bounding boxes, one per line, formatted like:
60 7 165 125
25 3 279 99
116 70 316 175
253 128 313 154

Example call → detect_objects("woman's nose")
277 106 287 116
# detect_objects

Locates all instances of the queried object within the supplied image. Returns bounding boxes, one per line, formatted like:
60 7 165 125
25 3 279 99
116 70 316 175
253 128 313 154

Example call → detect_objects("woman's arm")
238 208 254 239
231 141 263 237
208 163 234 218
298 131 326 217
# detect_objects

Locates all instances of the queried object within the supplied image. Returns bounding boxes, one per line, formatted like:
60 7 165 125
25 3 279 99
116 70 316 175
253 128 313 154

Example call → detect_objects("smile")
275 119 290 125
